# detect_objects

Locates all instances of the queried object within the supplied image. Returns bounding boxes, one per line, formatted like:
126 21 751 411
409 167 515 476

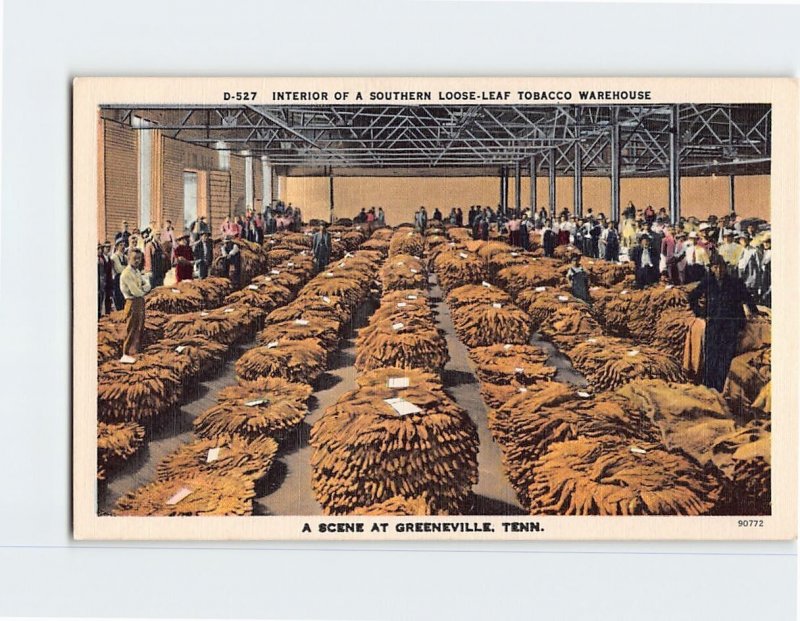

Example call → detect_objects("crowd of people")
99 199 771 388
449 200 771 307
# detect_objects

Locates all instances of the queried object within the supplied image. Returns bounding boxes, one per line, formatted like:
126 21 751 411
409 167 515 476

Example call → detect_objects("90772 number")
737 519 764 527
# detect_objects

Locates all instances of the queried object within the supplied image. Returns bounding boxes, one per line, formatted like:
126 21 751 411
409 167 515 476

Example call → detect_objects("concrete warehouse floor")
99 275 589 517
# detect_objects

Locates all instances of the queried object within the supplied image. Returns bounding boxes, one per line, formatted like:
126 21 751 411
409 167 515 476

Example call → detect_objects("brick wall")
209 171 232 233
101 121 138 241
98 120 252 240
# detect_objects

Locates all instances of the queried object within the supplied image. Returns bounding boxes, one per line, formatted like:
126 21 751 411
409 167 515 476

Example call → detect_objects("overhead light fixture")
222 115 237 127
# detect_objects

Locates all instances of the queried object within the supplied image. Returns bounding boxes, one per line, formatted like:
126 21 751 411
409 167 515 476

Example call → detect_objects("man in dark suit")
630 234 659 288
312 223 332 272
688 255 761 391
193 231 214 279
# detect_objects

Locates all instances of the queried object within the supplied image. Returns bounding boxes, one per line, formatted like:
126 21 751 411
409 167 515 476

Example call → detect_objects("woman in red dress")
173 232 195 282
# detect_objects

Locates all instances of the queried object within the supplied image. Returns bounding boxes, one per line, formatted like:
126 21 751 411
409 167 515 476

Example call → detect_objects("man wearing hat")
97 243 108 318
311 222 332 273
114 220 131 248
670 230 688 284
190 215 210 242
220 235 242 285
118 248 152 364
193 230 214 279
630 234 659 288
172 231 195 282
140 228 157 288
688 254 760 391
718 229 743 273
101 241 114 314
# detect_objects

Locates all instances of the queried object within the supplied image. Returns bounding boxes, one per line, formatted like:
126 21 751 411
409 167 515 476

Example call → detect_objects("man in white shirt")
119 248 152 362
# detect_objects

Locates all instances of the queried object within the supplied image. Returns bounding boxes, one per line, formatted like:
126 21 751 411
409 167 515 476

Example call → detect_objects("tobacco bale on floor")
711 419 771 515
193 376 312 441
528 435 724 515
487 382 661 508
469 344 555 386
450 302 532 348
97 355 183 422
235 338 328 384
97 421 146 480
566 336 687 392
432 248 488 292
614 379 736 466
155 435 278 483
113 471 256 516
309 384 479 515
724 346 771 416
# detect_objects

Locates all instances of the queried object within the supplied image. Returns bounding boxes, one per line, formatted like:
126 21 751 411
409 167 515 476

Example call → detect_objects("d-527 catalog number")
223 91 257 101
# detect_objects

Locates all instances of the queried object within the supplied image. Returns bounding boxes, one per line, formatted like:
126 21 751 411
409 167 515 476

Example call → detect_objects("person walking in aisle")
172 232 195 282
377 207 386 227
312 223 332 272
566 254 591 303
118 248 152 363
414 206 428 234
507 211 522 247
688 255 761 391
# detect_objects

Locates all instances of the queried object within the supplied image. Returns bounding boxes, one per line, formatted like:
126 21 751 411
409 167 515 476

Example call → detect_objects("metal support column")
329 170 335 223
668 104 681 224
729 175 736 215
548 149 557 216
261 158 273 211
500 166 509 215
610 107 621 223
529 155 537 214
514 160 522 213
573 143 583 217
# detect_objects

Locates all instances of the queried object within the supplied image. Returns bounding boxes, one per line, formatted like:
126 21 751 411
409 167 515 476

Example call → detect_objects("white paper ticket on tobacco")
387 376 411 388
384 397 422 416
165 487 193 505
294 319 310 325
247 284 259 290
206 448 221 463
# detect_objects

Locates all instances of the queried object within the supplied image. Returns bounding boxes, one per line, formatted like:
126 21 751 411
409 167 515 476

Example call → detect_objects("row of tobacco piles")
309 227 480 516
99 226 381 515
430 228 771 516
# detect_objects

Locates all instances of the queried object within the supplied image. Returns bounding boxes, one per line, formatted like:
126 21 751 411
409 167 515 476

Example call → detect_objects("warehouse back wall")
97 118 770 238
285 174 770 224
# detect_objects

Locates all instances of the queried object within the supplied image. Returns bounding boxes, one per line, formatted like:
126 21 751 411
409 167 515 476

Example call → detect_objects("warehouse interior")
96 103 772 517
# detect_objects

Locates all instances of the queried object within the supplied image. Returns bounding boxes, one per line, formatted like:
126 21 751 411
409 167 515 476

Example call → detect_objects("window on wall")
183 172 198 232
132 116 154 229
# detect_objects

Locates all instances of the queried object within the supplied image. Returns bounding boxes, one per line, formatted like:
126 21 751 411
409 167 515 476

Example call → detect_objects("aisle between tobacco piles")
98 344 253 514
253 299 377 516
427 274 524 514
